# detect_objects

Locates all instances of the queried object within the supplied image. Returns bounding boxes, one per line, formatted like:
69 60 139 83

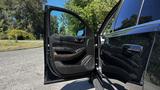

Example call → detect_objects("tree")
0 0 15 32
13 0 44 38
59 24 66 35
50 16 58 34
61 12 84 36
0 0 44 39
65 0 118 32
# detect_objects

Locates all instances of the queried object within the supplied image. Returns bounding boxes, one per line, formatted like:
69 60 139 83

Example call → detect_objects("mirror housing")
76 29 86 38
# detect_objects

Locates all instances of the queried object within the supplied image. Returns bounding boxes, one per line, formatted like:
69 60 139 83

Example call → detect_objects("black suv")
44 0 160 89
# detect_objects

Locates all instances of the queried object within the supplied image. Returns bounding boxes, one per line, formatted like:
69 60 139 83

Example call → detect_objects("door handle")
122 44 143 56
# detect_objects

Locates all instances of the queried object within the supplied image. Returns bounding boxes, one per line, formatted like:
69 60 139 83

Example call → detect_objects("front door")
44 5 95 84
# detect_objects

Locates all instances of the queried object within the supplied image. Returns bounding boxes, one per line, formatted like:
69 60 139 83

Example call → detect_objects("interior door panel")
49 34 95 75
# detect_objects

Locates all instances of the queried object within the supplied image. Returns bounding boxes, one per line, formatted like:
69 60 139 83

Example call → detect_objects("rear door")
44 5 95 84
99 0 158 85
139 0 160 89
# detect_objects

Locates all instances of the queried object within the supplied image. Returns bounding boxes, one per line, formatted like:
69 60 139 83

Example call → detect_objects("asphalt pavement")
0 48 95 90
0 48 147 90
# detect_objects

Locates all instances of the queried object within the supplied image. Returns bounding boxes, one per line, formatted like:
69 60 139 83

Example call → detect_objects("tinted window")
114 0 142 30
139 0 160 24
102 13 117 36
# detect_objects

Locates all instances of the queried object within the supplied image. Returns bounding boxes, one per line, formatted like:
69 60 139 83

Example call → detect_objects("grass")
0 40 43 52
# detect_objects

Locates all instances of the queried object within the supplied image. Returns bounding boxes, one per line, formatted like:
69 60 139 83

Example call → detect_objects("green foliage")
0 32 8 39
7 29 36 40
0 0 44 39
59 24 66 35
50 16 58 33
65 0 118 32
62 12 84 36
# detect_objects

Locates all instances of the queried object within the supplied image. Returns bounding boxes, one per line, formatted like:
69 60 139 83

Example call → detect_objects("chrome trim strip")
105 20 160 38
136 0 145 25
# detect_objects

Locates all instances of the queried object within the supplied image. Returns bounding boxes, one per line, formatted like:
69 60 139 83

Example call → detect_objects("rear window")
114 0 142 30
139 0 160 24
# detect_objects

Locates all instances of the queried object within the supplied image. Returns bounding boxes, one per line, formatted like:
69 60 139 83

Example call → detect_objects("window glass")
102 14 116 36
114 0 142 30
139 0 160 24
50 11 85 37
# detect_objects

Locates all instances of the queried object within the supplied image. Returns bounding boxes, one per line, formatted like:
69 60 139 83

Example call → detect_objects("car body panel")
100 0 160 86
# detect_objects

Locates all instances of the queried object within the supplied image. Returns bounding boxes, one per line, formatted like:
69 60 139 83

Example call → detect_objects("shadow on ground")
61 79 94 90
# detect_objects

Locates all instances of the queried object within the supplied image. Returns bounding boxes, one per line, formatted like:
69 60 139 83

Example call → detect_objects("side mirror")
76 29 85 38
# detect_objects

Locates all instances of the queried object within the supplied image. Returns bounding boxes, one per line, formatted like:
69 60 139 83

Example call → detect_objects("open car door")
44 5 95 84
